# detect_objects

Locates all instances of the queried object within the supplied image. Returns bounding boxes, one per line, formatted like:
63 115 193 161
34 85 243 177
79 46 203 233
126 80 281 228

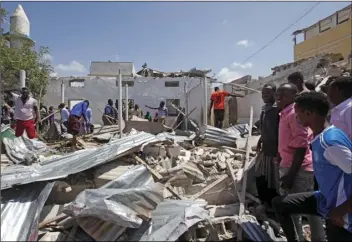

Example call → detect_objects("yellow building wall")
294 19 352 61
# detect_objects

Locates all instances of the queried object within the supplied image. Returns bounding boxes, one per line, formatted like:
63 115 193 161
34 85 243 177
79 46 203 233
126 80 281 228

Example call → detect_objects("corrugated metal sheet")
136 199 209 241
64 165 164 241
200 125 238 147
1 132 167 190
1 182 54 241
1 126 50 165
225 124 250 137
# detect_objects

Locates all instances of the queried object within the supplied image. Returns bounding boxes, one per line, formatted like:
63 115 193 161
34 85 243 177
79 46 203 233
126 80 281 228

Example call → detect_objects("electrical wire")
212 1 321 86
241 1 321 64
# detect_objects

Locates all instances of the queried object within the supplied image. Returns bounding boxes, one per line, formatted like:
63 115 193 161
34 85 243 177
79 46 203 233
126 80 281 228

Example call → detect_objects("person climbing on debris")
5 87 40 139
146 101 168 124
58 103 70 132
68 100 89 150
255 83 280 209
273 92 352 242
327 76 352 139
103 99 116 125
274 83 325 241
131 104 143 118
209 87 240 129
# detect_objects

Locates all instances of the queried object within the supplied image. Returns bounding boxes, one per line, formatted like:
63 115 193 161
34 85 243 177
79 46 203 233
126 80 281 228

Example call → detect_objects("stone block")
167 145 181 158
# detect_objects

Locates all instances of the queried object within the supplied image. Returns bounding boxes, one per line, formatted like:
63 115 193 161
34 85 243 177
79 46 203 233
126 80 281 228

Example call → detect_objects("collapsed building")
1 121 283 242
45 63 213 127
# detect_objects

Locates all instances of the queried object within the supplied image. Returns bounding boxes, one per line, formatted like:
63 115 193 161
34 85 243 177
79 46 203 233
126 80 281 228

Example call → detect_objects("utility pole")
118 70 123 138
125 83 128 122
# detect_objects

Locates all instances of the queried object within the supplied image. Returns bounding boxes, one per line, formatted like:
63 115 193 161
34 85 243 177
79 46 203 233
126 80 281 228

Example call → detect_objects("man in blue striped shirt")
273 92 352 241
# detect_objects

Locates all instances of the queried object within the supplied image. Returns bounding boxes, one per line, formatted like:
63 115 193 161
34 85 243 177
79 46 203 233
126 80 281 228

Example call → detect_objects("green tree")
0 7 53 100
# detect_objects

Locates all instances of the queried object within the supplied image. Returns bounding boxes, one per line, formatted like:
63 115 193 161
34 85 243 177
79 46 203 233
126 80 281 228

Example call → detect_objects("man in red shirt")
209 87 239 129
4 88 40 139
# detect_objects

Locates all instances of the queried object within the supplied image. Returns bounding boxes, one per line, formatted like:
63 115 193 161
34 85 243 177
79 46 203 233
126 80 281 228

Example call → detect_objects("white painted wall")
44 76 210 125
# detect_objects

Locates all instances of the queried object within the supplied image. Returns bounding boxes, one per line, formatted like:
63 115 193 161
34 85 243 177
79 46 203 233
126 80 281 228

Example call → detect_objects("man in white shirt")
10 87 40 139
327 76 352 139
58 103 70 131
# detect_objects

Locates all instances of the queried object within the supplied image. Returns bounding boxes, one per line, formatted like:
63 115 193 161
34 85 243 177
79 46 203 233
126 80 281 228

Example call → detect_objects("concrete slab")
123 121 164 134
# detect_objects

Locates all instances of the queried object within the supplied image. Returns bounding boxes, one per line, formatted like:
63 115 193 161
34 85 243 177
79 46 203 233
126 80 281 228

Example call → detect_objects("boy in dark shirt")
255 83 280 207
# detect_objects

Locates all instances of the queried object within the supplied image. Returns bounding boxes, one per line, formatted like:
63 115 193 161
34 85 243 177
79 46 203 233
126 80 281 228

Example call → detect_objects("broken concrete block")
159 146 167 157
167 145 181 158
223 149 235 156
202 160 214 167
216 161 227 171
207 203 240 217
194 148 205 156
160 157 173 170
167 172 193 187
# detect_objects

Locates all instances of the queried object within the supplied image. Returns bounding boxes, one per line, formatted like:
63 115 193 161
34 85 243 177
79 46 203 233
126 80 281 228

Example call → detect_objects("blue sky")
2 1 350 82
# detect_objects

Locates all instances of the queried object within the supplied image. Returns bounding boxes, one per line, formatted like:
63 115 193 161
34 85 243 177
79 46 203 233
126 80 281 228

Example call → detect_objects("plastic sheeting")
200 125 238 147
1 132 167 190
1 182 54 241
64 165 164 241
1 126 49 165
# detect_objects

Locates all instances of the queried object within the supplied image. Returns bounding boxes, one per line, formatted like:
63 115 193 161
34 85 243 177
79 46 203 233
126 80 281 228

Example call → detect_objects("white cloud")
215 61 254 84
42 53 53 62
55 60 86 74
215 67 243 84
221 19 228 25
236 39 253 48
49 72 58 78
231 62 253 69
115 53 120 61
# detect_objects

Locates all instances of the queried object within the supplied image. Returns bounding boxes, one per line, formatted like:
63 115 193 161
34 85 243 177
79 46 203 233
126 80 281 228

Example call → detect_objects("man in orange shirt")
209 87 239 128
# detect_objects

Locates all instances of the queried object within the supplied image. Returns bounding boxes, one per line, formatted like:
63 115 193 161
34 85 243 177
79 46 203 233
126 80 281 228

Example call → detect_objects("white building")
45 64 212 126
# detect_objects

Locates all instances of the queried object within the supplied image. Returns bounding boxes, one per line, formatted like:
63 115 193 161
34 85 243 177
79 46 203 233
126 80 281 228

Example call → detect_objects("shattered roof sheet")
1 182 54 241
1 132 167 190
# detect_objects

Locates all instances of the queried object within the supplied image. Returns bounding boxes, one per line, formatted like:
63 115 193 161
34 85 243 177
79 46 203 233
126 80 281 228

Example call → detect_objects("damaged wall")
45 76 211 125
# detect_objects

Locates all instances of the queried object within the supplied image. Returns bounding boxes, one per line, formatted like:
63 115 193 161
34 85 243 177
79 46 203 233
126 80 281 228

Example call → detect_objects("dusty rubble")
1 123 281 242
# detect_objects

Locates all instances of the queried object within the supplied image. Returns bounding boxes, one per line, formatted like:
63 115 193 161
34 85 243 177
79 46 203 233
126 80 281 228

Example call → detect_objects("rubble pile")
1 124 279 242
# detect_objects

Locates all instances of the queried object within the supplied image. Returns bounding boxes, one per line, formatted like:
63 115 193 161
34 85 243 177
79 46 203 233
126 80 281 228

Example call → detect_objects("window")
319 17 332 33
69 79 85 88
122 81 134 87
165 81 179 87
166 99 180 116
337 8 351 24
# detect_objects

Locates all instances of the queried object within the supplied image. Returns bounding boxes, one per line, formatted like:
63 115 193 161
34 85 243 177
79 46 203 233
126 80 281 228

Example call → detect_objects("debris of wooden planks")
226 159 261 205
76 138 88 149
190 174 228 201
39 213 69 229
134 156 183 200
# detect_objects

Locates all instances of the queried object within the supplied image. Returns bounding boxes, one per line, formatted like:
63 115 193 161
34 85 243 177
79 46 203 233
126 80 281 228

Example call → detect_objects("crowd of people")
1 93 173 149
255 72 351 241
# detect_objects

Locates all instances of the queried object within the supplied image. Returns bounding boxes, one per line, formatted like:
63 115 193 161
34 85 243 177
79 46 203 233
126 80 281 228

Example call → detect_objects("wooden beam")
134 156 182 200
190 174 228 201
